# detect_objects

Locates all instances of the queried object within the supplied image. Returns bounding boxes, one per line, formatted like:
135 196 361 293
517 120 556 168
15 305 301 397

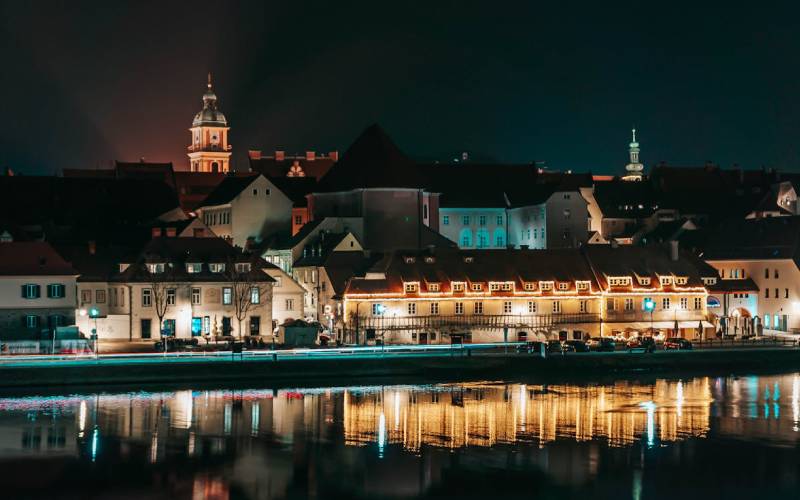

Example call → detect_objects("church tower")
188 74 231 172
621 128 644 181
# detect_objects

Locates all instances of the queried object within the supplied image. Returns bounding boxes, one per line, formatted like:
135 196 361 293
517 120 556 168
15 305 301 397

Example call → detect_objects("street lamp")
89 307 100 358
643 298 655 337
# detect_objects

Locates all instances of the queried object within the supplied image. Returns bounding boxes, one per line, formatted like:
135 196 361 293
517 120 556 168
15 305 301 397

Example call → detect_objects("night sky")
2 1 799 175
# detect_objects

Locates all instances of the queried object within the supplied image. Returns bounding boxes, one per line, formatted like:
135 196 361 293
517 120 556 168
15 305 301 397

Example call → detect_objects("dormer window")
471 283 483 291
404 283 418 293
118 263 130 273
638 277 651 286
674 277 688 285
452 282 465 292
186 263 202 273
147 263 165 274
557 282 569 291
702 277 718 286
608 277 632 287
539 281 553 291
523 282 535 291
576 281 590 291
659 276 673 286
235 263 251 273
428 283 440 292
404 256 416 264
490 283 501 291
501 283 513 291
424 256 435 264
209 263 226 273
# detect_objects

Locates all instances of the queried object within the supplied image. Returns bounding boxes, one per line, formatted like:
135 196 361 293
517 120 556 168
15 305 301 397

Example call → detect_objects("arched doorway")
729 307 754 336
211 161 219 173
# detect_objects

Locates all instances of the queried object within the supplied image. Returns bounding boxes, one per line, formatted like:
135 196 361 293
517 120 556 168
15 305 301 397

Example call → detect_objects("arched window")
493 228 505 248
476 228 489 248
211 161 219 173
459 229 473 248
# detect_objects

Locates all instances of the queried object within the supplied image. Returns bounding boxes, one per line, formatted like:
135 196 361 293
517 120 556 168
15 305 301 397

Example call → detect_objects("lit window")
527 301 536 313
680 297 688 309
222 287 232 305
474 302 484 315
428 283 440 292
443 215 450 225
455 302 464 315
662 297 670 309
371 303 384 316
624 298 634 311
430 302 439 315
147 263 165 274
142 289 152 307
694 297 702 309
186 263 202 273
524 282 535 291
404 283 418 293
191 288 201 305
250 287 260 304
471 283 482 291
452 282 465 292
407 302 417 315
503 301 512 313
286 299 294 310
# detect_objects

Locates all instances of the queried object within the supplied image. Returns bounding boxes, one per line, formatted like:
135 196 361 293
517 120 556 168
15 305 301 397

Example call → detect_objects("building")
341 244 714 345
621 129 644 181
0 241 78 341
68 237 274 341
248 150 338 180
188 74 232 173
262 265 305 328
196 174 294 248
703 216 800 334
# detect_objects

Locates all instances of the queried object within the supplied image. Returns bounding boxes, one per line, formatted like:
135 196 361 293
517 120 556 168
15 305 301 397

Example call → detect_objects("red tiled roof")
0 242 78 276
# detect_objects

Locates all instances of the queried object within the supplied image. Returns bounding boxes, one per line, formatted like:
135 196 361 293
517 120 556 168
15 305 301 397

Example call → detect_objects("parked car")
562 340 590 352
664 338 693 350
626 336 656 353
588 337 616 352
547 340 564 353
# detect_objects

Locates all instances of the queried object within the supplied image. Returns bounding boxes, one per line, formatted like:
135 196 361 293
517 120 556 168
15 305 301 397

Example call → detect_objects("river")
1 372 799 499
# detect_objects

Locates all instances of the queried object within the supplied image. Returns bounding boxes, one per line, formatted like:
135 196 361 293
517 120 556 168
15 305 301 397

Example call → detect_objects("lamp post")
89 307 100 358
644 298 655 337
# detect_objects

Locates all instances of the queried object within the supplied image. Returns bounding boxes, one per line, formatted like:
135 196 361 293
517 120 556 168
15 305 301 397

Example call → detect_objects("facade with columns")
188 75 232 173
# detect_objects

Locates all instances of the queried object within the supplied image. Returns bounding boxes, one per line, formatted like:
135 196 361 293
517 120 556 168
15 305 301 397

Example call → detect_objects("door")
191 317 202 337
222 317 232 336
249 316 261 336
141 319 152 339
419 332 428 345
163 319 176 338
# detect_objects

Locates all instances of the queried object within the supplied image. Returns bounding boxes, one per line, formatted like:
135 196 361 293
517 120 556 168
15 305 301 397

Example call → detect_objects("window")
786 288 790 299
702 277 717 286
21 284 40 299
164 288 175 305
496 215 504 225
576 281 590 291
694 297 702 310
471 283 482 291
461 230 473 247
638 277 651 286
142 288 152 307
452 282 465 292
455 302 464 315
47 284 65 298
403 256 416 264
222 287 232 305
494 231 505 247
501 283 513 291
81 290 92 304
462 215 470 225
407 302 417 315
563 208 571 219
430 302 440 315
209 263 225 273
764 314 771 329
25 315 39 329
765 268 769 279
680 297 688 309
147 263 165 274
662 297 670 310
371 303 384 315
186 263 202 273
404 283 418 293
775 288 779 299
539 281 553 291
479 215 486 226
766 288 770 298
579 300 588 313
252 188 258 196
557 282 569 291
608 277 632 287
428 283 440 292
423 204 428 219
250 287 260 304
490 283 501 291
96 290 106 304
659 276 672 286
443 215 450 225
675 277 688 285
474 302 483 314
236 263 251 273
503 301 512 314
294 215 302 225
191 288 201 305
552 301 561 313
527 301 536 313
624 298 634 311
606 298 616 311
286 299 294 311
775 269 779 279
563 193 571 200
524 282 535 291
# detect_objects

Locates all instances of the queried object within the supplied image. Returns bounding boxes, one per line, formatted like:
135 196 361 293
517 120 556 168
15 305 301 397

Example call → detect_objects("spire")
207 72 212 91
631 127 636 144
623 127 643 181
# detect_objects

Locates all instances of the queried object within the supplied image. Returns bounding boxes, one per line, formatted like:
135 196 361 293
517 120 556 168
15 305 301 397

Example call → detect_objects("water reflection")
0 373 799 498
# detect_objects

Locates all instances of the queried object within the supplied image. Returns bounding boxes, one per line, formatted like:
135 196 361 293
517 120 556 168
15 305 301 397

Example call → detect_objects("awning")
606 321 714 330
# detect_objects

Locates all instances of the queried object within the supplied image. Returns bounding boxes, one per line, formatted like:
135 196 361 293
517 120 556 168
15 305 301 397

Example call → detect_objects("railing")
187 144 232 153
690 336 798 349
348 313 602 333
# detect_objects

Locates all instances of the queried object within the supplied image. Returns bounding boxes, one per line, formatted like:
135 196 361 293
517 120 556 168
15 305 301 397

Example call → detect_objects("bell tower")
188 74 232 173
621 128 644 181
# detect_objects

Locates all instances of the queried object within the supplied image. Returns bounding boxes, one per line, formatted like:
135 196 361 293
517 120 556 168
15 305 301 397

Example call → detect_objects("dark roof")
703 216 800 262
0 242 78 276
249 157 335 180
594 180 659 218
707 278 759 293
324 251 381 297
293 232 351 267
582 244 710 289
268 176 318 206
316 124 423 192
198 174 260 207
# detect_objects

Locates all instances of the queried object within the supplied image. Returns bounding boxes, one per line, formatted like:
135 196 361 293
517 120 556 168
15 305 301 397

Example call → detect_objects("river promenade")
1 342 800 389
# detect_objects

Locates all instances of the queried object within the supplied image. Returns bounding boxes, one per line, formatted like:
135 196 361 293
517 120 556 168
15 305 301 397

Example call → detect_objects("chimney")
166 227 177 237
669 240 679 261
152 227 162 238
330 151 339 161
248 150 262 160
88 241 96 255
275 150 285 161
306 151 316 161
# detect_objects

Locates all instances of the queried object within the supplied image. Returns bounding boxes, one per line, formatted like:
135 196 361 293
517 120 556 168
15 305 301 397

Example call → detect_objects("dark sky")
2 1 799 175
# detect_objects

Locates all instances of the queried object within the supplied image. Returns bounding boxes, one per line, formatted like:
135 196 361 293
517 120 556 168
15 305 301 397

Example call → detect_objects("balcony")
347 313 602 333
187 144 232 153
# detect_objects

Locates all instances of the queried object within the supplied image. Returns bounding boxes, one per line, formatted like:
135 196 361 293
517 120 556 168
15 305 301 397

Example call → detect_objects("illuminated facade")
342 244 714 344
621 128 644 181
188 74 232 173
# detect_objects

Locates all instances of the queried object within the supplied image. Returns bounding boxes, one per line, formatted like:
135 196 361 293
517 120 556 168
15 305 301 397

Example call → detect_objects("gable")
332 233 363 252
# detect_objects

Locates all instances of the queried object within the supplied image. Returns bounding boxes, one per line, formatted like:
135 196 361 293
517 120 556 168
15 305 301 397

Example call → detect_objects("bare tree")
227 260 271 338
146 264 176 339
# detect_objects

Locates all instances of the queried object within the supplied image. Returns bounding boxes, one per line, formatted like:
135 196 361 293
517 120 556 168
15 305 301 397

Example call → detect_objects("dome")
192 74 228 127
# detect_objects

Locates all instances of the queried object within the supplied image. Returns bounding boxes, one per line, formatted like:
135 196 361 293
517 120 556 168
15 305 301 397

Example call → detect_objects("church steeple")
188 73 232 172
622 128 644 181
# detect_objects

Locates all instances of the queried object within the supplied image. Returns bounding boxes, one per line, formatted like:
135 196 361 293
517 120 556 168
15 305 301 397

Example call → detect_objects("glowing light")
378 412 386 457
91 426 99 462
251 403 260 436
640 401 656 447
78 400 87 436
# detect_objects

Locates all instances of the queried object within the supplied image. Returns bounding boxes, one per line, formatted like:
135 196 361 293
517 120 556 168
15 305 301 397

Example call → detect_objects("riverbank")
1 347 799 389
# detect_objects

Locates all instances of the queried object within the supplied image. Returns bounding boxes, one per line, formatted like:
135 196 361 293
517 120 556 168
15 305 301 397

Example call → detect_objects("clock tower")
188 74 232 172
